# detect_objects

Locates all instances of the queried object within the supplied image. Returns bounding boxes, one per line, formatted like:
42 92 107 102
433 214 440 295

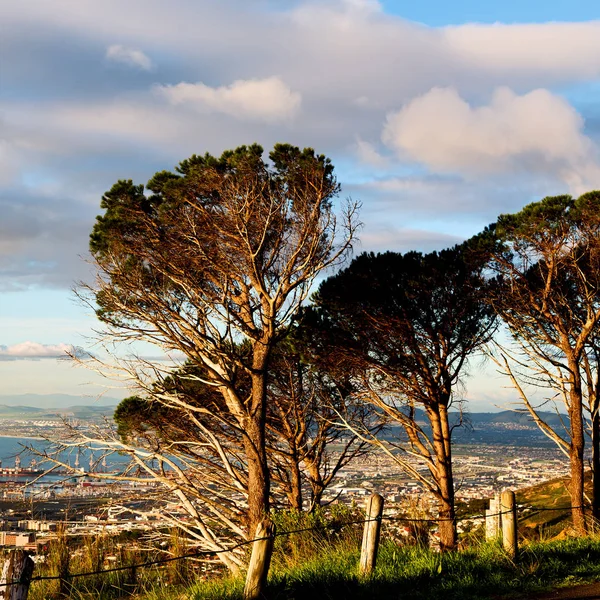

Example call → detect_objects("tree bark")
287 455 303 511
305 460 326 510
244 420 269 534
244 343 271 534
243 518 275 600
429 403 457 551
309 484 325 511
591 363 600 522
569 379 587 534
592 408 600 521
437 487 456 552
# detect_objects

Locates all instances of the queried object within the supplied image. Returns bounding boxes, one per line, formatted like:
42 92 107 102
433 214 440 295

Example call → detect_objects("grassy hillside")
26 494 600 600
124 537 600 600
515 471 593 538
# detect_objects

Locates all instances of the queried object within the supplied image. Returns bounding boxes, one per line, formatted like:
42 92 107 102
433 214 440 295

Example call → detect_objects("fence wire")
0 502 591 586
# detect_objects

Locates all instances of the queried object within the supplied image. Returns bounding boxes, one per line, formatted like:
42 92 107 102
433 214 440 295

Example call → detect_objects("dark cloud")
0 186 95 290
0 27 162 103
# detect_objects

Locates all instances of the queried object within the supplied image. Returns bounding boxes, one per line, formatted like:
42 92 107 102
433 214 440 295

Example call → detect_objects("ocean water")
0 436 51 468
0 436 129 473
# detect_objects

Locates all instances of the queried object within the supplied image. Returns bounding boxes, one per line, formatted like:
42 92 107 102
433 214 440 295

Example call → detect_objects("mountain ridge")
0 396 567 426
0 393 122 409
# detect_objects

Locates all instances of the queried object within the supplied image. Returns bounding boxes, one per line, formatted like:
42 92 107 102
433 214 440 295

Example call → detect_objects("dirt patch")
518 582 600 599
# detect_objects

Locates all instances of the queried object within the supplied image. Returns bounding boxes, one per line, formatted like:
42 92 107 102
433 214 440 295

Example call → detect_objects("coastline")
0 434 49 442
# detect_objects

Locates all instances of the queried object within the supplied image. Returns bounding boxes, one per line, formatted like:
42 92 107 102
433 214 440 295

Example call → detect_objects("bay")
0 436 130 474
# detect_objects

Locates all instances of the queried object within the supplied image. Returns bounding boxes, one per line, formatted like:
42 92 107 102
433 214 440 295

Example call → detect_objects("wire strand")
0 502 591 586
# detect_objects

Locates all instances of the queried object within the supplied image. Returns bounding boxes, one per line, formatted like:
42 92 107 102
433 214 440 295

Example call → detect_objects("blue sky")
1 0 599 408
382 0 599 24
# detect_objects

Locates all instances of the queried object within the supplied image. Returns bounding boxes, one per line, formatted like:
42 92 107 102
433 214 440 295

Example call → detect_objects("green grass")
178 536 600 600
27 530 180 600
515 471 595 538
25 509 600 600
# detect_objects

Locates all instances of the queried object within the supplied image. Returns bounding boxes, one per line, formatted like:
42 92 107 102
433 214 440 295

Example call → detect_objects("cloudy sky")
1 0 599 405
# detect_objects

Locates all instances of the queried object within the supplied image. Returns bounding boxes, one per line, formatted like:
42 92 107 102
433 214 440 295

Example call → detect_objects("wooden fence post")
501 490 518 560
243 518 276 600
359 493 384 577
0 550 35 600
485 493 502 541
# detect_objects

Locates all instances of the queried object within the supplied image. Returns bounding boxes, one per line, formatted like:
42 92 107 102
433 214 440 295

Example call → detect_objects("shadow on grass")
189 538 600 600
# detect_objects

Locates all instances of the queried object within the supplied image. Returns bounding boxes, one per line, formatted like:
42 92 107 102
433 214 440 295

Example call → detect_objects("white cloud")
156 77 301 123
106 44 152 70
382 87 600 191
342 0 382 11
3 4 600 96
0 341 72 360
354 137 389 167
443 22 600 79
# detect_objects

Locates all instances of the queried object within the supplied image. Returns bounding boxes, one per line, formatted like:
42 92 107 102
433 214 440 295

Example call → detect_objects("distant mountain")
381 407 569 448
0 394 122 409
0 404 116 419
62 405 117 417
0 405 44 416
461 410 568 430
0 396 567 425
405 407 568 429
0 397 570 444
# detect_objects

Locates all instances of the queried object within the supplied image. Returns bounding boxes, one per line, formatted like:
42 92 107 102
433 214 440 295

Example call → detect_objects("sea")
0 436 130 488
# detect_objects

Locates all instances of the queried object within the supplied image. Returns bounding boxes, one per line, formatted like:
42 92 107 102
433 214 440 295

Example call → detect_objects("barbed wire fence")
0 493 594 599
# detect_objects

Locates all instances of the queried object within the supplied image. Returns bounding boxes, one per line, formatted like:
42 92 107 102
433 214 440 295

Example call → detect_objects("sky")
1 0 599 408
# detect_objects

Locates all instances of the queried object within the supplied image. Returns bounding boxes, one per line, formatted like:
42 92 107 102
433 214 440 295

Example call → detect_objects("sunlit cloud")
0 342 90 361
1 1 599 291
382 87 600 192
105 44 153 71
156 77 301 123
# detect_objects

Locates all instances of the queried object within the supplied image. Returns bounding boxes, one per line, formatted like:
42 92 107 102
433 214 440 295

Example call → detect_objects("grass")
24 535 600 599
22 503 600 600
27 530 165 600
515 471 596 538
177 536 600 600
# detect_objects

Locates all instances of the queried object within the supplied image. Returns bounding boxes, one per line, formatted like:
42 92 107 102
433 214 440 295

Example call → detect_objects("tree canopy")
78 136 600 557
87 143 359 556
307 243 496 550
488 191 600 532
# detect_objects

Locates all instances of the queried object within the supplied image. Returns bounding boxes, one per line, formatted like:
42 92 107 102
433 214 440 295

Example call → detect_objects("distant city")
0 399 569 552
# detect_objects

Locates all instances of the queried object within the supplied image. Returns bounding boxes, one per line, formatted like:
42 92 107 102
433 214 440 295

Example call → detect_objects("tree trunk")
569 381 587 534
429 403 457 551
592 408 600 521
244 417 270 534
244 344 271 534
304 459 325 511
309 484 325 511
439 475 457 552
288 455 303 511
568 444 586 534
